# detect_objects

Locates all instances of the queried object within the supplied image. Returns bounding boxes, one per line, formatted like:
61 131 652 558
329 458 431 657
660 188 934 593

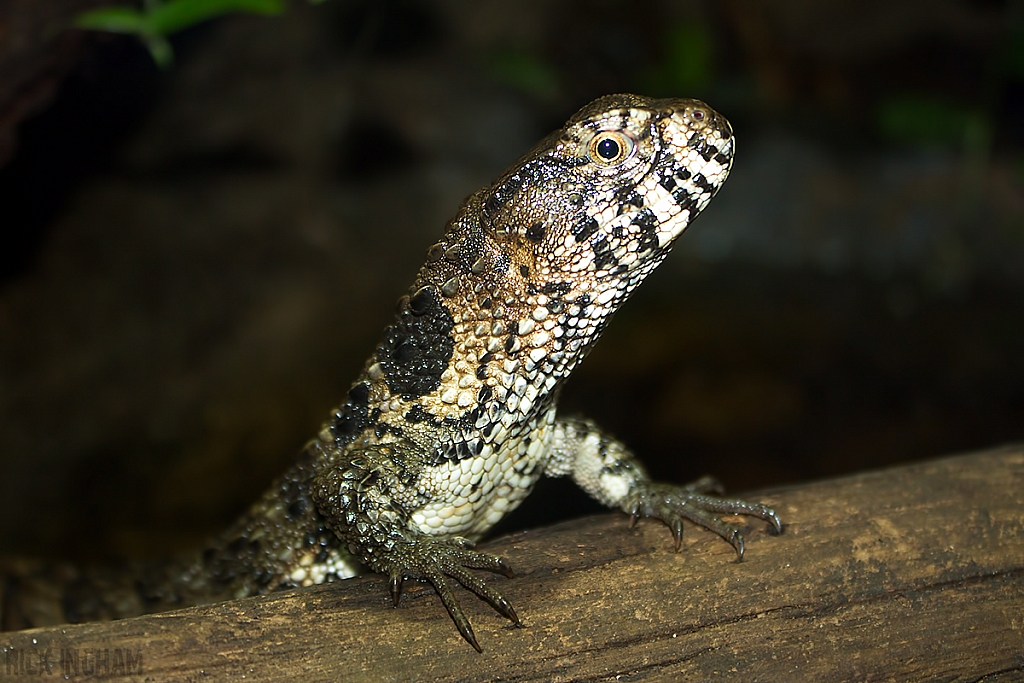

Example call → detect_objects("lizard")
0 93 781 651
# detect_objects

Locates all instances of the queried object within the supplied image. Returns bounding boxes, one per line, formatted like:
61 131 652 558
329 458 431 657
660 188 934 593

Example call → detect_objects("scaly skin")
0 94 781 650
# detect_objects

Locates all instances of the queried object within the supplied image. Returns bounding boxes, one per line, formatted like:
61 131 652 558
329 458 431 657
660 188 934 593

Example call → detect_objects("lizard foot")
623 480 782 560
385 537 518 652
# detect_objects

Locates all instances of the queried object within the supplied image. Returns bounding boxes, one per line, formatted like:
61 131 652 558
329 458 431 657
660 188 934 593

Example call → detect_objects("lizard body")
0 94 780 650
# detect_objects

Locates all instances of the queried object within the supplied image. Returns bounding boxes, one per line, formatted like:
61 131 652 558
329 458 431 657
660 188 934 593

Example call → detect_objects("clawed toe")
387 540 518 652
624 482 782 560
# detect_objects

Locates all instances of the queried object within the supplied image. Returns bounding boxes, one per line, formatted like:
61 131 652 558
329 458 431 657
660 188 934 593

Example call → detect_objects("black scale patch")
330 383 371 442
687 131 719 163
572 216 599 242
526 222 546 242
631 209 660 253
482 170 524 219
613 187 644 214
673 186 696 211
483 157 563 222
592 236 617 270
376 286 455 399
691 173 714 194
439 437 486 462
404 403 439 425
542 281 572 296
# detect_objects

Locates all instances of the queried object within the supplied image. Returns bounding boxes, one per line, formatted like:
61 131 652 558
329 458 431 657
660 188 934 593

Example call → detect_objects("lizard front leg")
310 442 519 652
544 418 782 558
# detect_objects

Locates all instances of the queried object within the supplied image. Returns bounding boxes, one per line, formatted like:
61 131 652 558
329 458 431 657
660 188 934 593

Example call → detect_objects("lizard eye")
589 131 633 165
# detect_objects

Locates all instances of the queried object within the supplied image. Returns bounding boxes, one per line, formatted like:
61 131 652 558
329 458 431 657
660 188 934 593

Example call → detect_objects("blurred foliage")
1007 34 1024 79
876 97 994 208
876 97 986 150
641 23 714 96
75 0 287 67
877 1 1020 159
489 51 559 100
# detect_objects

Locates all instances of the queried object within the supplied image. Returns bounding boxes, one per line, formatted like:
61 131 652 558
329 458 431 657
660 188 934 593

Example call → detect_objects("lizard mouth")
562 99 735 285
646 105 734 247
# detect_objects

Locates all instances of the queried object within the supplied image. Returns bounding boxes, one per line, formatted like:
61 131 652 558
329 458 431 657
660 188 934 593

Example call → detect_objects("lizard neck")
323 188 677 467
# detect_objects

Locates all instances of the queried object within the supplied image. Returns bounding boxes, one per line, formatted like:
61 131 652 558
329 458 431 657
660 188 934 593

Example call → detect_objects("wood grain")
2 445 1023 682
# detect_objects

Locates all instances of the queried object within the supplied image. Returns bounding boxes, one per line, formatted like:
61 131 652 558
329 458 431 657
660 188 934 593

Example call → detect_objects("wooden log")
2 446 1022 682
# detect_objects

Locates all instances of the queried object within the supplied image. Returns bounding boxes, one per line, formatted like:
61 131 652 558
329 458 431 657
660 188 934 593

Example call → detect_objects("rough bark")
2 446 1022 682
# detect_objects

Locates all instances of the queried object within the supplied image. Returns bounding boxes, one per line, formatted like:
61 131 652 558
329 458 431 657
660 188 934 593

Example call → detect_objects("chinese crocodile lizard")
0 94 781 651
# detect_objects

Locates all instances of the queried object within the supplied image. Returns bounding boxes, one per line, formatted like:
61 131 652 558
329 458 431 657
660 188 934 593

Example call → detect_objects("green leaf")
74 7 150 34
663 24 713 92
76 0 285 38
638 22 714 97
876 97 976 148
145 0 285 36
143 33 175 68
75 0 287 68
1006 30 1024 79
490 51 558 99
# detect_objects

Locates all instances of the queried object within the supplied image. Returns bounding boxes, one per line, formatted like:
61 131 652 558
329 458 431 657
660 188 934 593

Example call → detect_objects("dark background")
1 0 1022 561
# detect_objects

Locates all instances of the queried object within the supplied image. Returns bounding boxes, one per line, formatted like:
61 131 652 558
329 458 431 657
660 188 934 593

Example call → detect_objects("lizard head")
477 93 734 317
376 95 734 415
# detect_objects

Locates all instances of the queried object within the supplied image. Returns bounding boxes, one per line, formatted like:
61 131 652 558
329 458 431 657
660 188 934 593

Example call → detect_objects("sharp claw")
395 541 522 651
451 604 482 653
461 622 483 653
390 574 403 607
626 501 642 528
767 510 783 535
730 530 745 562
496 558 515 579
493 595 520 625
671 518 684 552
434 574 483 652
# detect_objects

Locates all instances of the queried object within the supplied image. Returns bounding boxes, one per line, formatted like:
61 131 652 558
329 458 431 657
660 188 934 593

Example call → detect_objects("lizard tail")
0 557 188 631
